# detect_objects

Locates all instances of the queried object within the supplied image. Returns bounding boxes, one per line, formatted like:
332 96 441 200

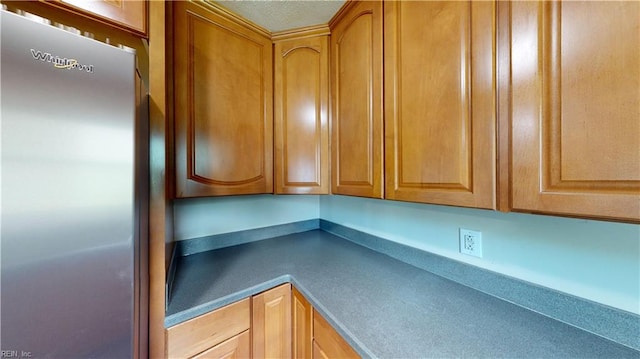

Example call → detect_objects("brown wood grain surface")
330 1 384 199
384 1 497 209
274 35 330 194
509 1 640 222
173 0 273 197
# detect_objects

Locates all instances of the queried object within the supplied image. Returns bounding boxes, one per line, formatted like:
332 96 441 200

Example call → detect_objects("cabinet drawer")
313 310 359 358
191 330 250 359
166 298 250 358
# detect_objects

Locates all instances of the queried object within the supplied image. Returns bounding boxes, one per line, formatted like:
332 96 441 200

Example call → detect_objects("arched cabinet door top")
334 9 374 44
281 45 322 57
274 35 330 195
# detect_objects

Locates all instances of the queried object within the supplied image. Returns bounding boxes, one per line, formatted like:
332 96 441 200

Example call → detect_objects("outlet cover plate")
460 228 482 258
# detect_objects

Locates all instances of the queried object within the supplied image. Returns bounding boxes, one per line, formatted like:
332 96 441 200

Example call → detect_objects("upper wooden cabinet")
330 1 384 199
384 1 497 209
44 0 147 36
508 1 640 222
173 1 273 197
274 35 330 194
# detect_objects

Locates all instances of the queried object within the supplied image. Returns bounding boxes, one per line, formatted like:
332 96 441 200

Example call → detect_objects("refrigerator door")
1 10 136 358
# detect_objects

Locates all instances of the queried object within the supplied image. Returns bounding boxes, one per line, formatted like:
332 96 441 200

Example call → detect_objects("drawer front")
191 330 250 359
166 298 251 358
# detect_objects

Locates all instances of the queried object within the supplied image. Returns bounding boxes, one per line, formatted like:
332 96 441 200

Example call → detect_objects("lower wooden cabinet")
252 283 292 358
292 288 359 359
166 284 357 359
312 341 329 359
312 310 359 359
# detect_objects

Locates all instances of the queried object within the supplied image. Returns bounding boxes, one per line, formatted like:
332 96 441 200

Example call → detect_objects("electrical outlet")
459 229 482 258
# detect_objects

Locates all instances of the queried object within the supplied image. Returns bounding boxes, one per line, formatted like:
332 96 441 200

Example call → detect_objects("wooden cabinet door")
252 284 292 358
191 330 250 359
174 1 273 197
384 1 496 209
274 36 329 194
312 310 359 359
509 1 640 222
330 1 384 198
46 0 147 36
292 287 312 359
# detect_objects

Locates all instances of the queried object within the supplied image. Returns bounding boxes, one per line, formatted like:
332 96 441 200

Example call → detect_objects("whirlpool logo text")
30 49 94 73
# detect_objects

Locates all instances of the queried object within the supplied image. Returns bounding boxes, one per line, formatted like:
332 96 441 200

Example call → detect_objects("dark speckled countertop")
166 230 639 358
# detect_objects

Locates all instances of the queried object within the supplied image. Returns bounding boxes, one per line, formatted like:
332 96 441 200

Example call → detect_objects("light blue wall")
320 195 640 315
172 193 640 314
173 195 320 240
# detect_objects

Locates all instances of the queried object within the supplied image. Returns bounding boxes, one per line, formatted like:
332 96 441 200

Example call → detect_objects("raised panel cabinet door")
46 0 147 36
312 310 360 359
330 1 384 198
274 35 329 194
509 1 640 222
292 287 312 359
384 1 496 208
252 283 292 359
191 330 250 359
174 1 273 197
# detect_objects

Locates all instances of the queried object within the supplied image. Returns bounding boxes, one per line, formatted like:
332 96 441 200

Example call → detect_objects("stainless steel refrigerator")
1 9 147 358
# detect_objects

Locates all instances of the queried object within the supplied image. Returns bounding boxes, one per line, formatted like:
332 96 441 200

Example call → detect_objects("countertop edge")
289 276 376 359
164 274 292 327
165 274 376 358
165 221 640 352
